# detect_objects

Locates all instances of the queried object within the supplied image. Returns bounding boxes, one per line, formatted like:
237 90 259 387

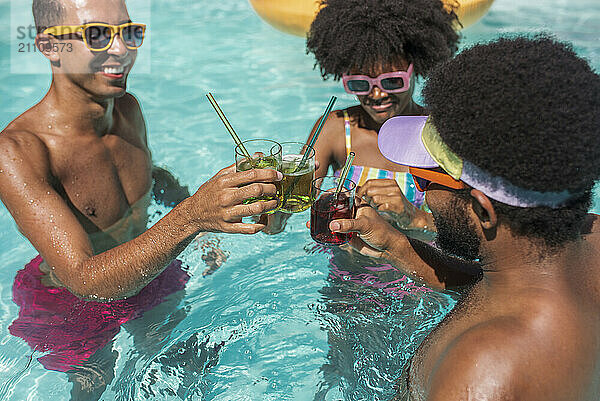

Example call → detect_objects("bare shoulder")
427 301 591 401
0 129 51 174
311 108 349 170
315 108 346 141
425 317 526 400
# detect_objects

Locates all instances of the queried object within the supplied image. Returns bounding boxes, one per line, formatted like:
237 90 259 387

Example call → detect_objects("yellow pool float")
249 0 494 37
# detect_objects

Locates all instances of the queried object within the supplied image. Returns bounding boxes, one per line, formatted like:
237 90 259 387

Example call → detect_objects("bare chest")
50 135 152 231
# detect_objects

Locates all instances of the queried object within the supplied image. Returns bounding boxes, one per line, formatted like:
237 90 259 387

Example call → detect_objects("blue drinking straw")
296 95 337 171
283 96 337 204
335 152 356 196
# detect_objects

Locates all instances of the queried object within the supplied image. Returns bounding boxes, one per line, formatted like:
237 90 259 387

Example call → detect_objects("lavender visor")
378 116 437 168
378 116 573 208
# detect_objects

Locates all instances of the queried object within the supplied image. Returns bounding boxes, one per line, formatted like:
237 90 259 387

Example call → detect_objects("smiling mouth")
99 64 129 79
369 102 394 112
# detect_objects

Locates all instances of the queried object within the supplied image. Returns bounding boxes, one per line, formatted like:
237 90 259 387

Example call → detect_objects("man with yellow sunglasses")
0 0 281 398
43 22 146 53
331 36 600 400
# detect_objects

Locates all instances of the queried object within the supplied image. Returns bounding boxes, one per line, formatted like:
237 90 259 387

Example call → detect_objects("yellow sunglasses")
43 22 146 52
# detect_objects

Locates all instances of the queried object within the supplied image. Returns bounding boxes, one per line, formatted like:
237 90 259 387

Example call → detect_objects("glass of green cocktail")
235 139 283 208
279 142 316 213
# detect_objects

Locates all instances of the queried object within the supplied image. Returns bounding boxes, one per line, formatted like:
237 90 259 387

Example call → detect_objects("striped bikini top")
334 110 426 208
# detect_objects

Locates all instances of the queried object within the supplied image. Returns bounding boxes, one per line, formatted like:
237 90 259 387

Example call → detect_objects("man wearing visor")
331 36 600 400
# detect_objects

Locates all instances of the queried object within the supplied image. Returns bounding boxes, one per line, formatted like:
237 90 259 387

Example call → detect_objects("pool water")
0 0 598 400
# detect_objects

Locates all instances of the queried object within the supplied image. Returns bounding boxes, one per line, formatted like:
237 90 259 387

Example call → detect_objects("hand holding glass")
235 139 283 207
310 177 357 245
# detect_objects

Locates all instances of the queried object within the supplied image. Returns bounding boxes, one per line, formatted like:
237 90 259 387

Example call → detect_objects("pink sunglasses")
342 64 414 95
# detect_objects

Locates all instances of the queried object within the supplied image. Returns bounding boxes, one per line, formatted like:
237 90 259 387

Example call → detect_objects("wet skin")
2 0 153 274
0 0 281 301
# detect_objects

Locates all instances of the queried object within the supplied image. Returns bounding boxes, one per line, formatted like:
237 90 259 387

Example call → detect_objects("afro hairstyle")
424 35 600 247
306 0 460 80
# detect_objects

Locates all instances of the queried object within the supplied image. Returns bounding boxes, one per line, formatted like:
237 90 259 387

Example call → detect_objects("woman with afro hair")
314 0 459 231
265 0 460 234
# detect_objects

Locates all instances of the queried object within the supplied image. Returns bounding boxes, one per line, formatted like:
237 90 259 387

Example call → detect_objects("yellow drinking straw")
206 93 253 161
335 151 356 196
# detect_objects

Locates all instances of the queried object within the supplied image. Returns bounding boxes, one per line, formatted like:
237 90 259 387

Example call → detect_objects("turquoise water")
0 0 599 400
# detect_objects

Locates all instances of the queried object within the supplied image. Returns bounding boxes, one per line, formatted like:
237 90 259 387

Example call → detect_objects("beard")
432 195 482 262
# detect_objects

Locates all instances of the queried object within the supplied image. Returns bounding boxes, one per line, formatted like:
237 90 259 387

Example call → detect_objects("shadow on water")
113 331 226 400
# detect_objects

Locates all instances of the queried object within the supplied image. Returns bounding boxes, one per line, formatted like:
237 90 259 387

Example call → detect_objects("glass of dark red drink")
310 176 356 246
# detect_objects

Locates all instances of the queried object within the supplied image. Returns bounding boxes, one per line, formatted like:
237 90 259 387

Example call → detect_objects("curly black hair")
424 35 600 247
306 0 460 80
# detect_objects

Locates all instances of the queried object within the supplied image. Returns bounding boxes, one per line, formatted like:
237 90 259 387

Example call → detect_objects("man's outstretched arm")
330 204 480 290
0 131 281 300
